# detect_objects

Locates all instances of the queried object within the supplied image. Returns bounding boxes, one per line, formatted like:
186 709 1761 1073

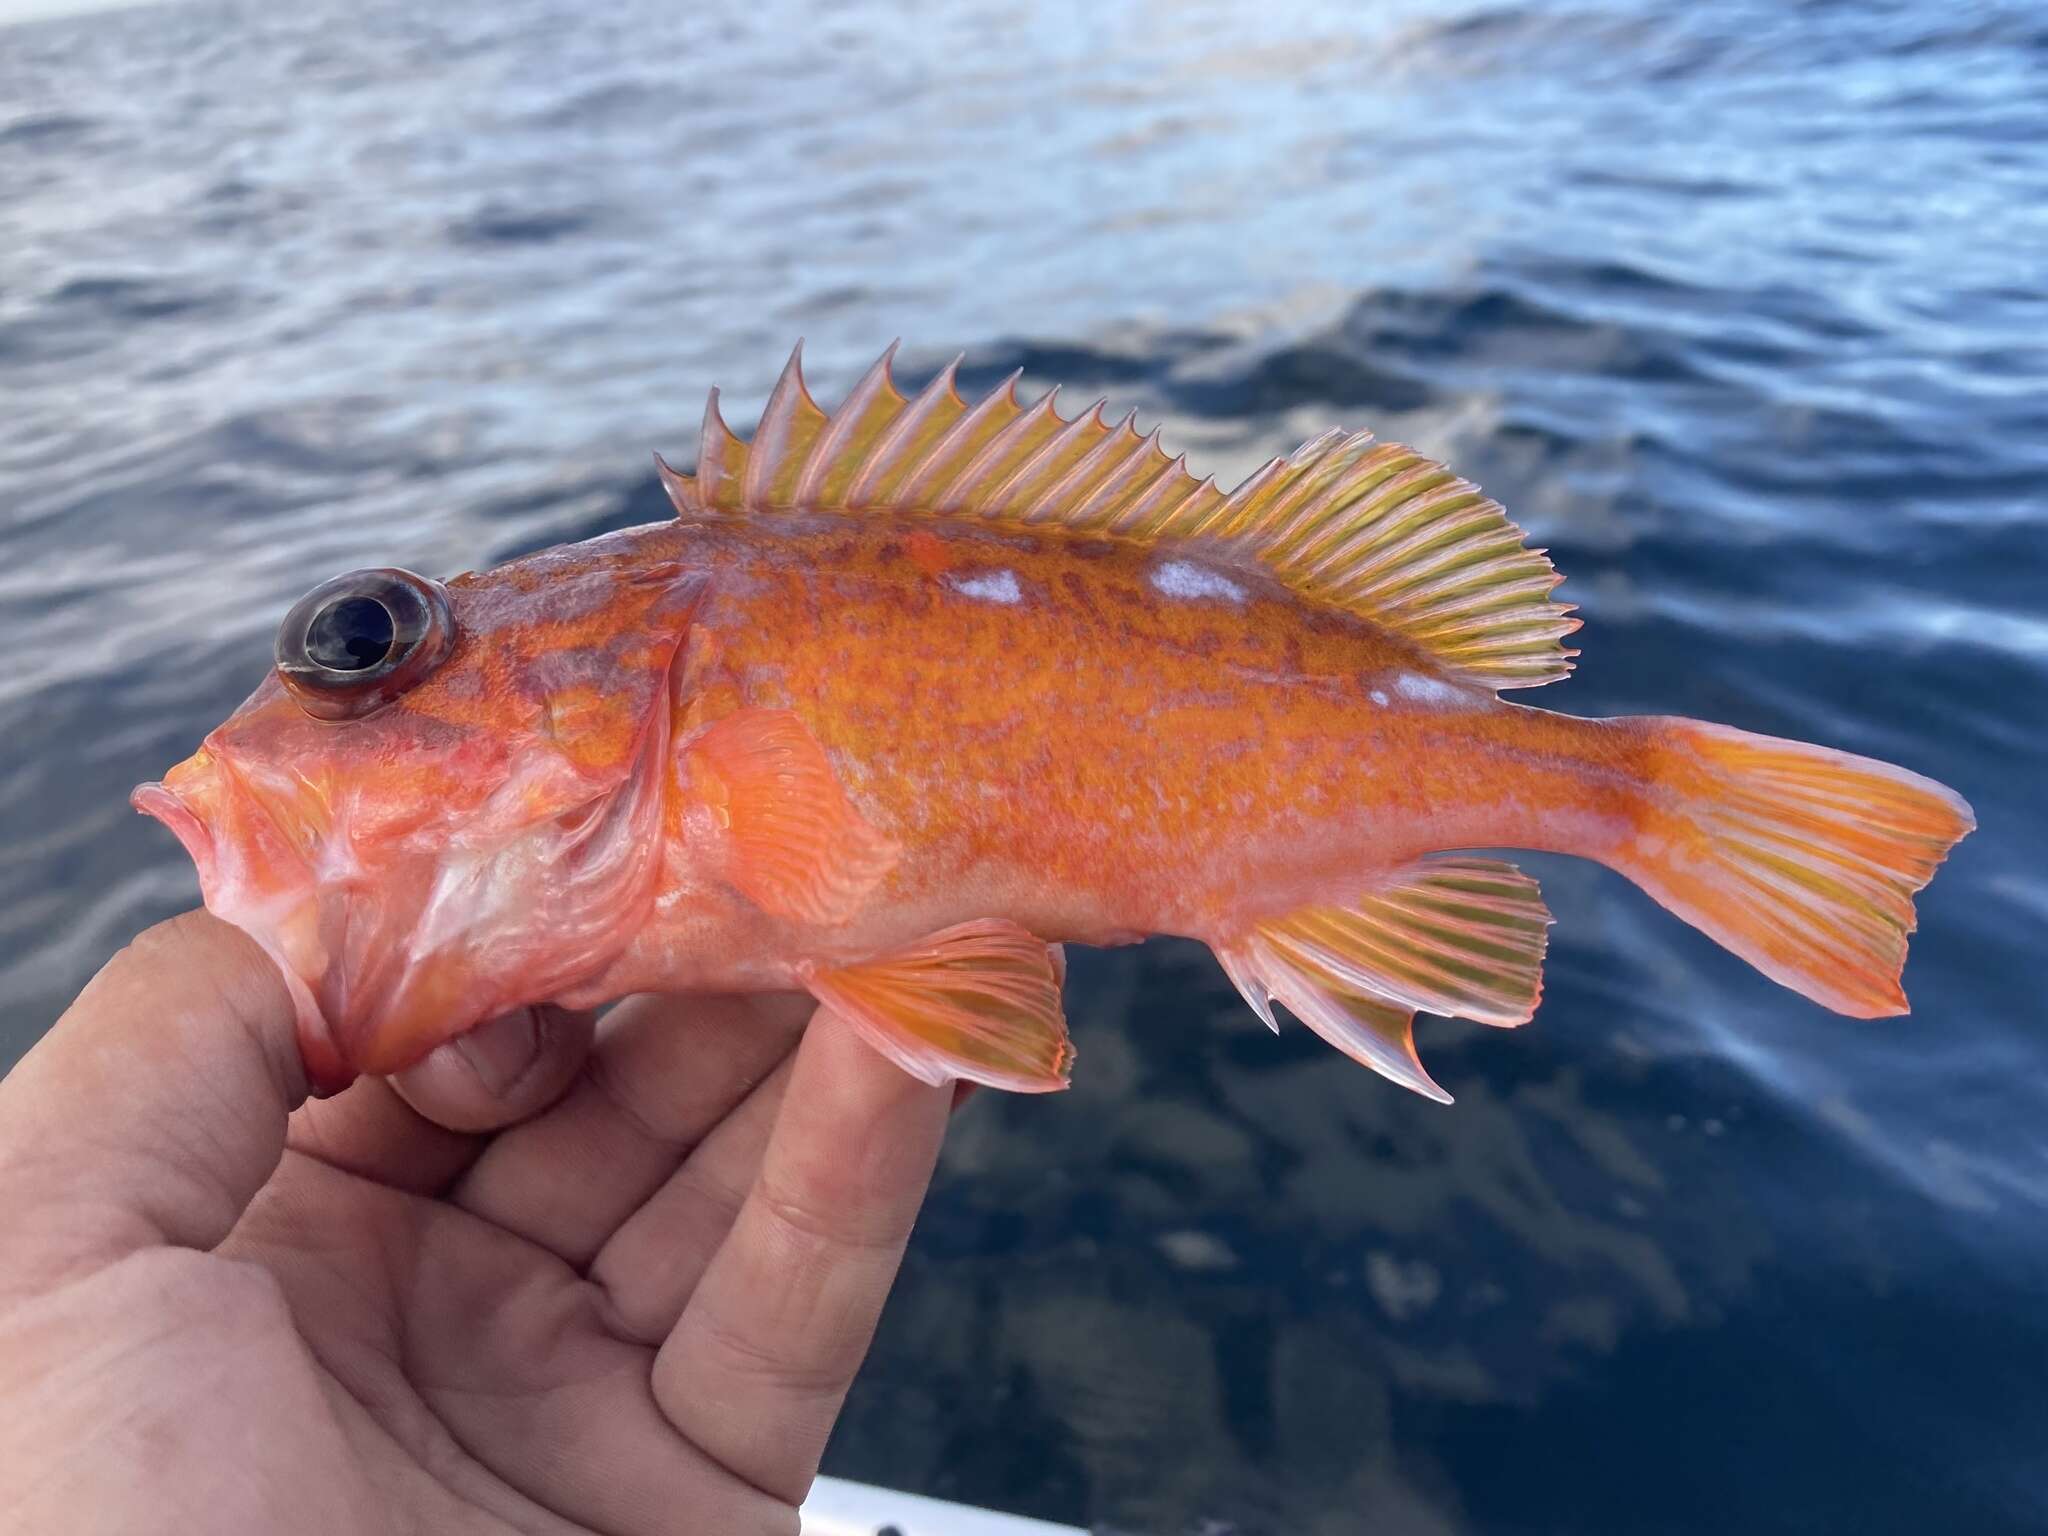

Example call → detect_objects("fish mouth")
133 764 472 1089
131 780 214 871
132 770 359 1090
132 702 675 1090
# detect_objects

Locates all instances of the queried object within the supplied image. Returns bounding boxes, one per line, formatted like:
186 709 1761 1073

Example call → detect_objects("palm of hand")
0 914 953 1536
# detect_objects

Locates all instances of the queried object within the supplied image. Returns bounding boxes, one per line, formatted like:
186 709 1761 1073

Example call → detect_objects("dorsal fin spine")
898 368 1023 506
1103 452 1192 536
1217 455 1291 526
741 348 801 508
941 387 1064 513
1069 424 1169 527
1268 429 1359 510
1125 471 1204 540
653 451 697 514
744 345 830 508
793 341 903 506
1177 476 1230 538
1244 450 1355 560
989 398 1109 520
697 389 745 510
1025 408 1140 525
846 357 963 507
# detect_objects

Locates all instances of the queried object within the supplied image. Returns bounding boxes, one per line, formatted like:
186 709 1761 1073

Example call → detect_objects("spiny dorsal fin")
657 343 1579 691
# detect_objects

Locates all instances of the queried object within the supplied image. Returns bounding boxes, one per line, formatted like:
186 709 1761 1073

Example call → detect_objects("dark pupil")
306 596 396 672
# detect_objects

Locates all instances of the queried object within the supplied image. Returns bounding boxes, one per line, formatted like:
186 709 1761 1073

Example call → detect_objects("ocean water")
3 0 2044 1530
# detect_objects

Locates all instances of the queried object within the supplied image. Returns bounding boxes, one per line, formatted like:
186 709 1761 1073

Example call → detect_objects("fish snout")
134 735 659 1091
132 763 350 1087
131 754 455 1090
130 780 214 871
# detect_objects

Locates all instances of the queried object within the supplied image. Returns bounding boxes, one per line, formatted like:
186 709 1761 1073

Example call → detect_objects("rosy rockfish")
134 344 1974 1098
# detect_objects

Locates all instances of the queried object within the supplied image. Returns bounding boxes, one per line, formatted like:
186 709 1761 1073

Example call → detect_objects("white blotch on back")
950 569 1022 604
1150 559 1246 603
1370 688 1390 708
1395 672 1464 706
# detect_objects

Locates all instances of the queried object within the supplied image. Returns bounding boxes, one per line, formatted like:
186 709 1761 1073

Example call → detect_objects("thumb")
0 910 306 1291
388 1003 594 1133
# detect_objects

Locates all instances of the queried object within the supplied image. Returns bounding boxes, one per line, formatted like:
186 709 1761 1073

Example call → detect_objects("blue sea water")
2 0 2044 1530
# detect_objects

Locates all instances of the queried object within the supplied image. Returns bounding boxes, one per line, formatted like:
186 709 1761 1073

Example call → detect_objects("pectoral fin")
806 919 1073 1092
1214 856 1552 1102
685 707 900 926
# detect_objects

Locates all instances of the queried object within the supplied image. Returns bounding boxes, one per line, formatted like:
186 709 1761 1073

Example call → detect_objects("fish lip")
130 780 214 872
134 764 491 1089
131 772 357 1093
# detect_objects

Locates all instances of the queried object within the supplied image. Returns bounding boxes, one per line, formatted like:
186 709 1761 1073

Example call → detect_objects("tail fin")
1616 719 1973 1017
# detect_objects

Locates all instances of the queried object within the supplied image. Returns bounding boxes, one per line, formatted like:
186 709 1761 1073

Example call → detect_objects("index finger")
0 911 305 1293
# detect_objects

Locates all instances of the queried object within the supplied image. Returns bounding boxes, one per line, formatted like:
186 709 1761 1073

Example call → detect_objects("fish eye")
306 596 396 671
275 568 455 721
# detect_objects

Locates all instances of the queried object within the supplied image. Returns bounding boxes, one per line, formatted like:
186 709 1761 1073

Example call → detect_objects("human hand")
0 910 955 1534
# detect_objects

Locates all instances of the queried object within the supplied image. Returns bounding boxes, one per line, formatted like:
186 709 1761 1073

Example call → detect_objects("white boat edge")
802 1475 1088 1536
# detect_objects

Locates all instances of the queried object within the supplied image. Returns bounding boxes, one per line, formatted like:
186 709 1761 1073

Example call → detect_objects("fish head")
132 546 702 1089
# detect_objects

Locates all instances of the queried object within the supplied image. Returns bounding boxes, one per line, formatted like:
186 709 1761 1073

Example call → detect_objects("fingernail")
453 1007 544 1096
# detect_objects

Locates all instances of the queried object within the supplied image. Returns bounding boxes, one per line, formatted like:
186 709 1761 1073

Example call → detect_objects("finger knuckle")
692 1305 847 1398
751 1176 895 1259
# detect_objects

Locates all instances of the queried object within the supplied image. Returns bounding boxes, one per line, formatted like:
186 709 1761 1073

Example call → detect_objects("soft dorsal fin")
656 343 1579 690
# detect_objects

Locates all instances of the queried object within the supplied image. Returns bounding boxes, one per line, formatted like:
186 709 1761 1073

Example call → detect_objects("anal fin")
1217 944 1446 1102
1214 856 1552 1102
806 919 1073 1092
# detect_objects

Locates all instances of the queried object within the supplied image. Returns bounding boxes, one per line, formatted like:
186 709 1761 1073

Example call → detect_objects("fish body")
135 346 1973 1099
578 513 1624 972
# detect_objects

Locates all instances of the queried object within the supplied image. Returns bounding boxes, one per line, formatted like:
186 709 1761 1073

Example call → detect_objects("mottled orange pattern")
584 512 1650 999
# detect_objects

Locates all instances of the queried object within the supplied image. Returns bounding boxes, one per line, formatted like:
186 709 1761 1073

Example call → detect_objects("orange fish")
134 344 1974 1099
